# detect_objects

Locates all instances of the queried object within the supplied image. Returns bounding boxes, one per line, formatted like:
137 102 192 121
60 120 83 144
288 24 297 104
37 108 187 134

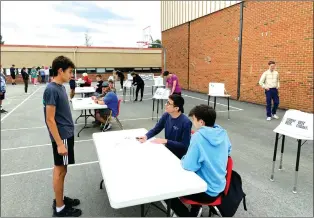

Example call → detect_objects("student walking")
21 67 29 93
43 56 82 217
259 61 280 121
0 67 8 113
131 72 145 101
10 64 16 85
31 67 38 85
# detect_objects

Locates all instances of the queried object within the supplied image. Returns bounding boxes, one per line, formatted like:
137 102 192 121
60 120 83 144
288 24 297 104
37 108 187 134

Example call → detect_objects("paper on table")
153 88 170 99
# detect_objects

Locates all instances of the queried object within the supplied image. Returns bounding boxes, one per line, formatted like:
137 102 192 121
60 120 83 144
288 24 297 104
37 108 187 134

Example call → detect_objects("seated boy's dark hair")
169 94 184 113
268 60 276 65
96 75 102 78
163 71 170 77
51 56 75 77
108 80 114 83
189 104 216 127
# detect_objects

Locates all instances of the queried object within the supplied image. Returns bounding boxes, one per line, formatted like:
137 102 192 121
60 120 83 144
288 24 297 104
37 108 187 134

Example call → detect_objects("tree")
149 39 162 48
84 30 92 46
0 35 4 44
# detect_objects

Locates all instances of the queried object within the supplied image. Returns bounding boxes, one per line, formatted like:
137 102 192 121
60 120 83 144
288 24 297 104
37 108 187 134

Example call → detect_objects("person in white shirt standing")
259 61 280 121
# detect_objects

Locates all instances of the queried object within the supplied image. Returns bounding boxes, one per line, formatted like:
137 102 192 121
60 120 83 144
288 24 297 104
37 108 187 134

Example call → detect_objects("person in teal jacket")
167 104 232 217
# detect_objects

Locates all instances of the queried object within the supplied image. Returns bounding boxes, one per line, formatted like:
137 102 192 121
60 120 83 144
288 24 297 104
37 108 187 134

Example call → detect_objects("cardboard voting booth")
127 74 133 81
209 83 225 96
152 88 170 122
270 109 313 193
154 77 164 86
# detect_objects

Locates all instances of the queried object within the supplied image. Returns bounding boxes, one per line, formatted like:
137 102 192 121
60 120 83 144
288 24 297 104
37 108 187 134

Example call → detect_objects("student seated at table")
167 104 232 217
94 82 119 131
137 94 192 159
108 80 116 93
95 75 103 95
80 73 92 87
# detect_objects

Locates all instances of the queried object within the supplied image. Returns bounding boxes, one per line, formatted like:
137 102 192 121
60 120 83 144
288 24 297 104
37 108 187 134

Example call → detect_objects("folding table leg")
152 86 154 96
77 110 88 137
99 179 104 189
293 139 302 193
166 200 171 217
157 99 160 122
270 133 280 181
129 87 131 101
279 135 286 170
75 110 83 124
207 95 210 106
152 99 155 120
227 97 230 120
141 204 145 217
214 97 217 109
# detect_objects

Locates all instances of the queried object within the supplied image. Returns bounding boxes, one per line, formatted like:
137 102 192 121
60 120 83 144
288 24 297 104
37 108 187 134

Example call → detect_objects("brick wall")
241 1 313 112
162 1 314 112
189 5 240 97
162 23 189 89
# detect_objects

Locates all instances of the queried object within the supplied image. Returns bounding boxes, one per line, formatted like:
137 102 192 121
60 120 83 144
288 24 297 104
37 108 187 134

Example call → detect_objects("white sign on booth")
123 80 132 88
154 77 164 86
209 83 225 96
273 109 313 140
153 88 170 99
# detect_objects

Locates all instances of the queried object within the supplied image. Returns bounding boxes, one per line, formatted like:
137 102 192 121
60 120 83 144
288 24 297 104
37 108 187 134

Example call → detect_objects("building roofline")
0 44 161 50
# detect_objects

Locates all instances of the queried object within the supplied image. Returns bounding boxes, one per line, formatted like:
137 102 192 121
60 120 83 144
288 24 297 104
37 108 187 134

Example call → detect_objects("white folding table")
152 88 170 122
270 109 313 193
93 128 207 217
75 87 96 97
122 81 135 102
72 98 107 137
207 94 231 120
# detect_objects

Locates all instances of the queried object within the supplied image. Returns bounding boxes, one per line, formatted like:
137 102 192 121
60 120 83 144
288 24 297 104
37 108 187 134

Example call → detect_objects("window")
76 68 86 74
96 68 106 74
106 68 114 73
134 68 143 73
142 68 151 73
151 68 162 73
86 68 96 73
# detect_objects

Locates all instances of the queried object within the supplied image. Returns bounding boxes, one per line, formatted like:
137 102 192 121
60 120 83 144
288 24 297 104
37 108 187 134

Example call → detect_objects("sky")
0 1 161 47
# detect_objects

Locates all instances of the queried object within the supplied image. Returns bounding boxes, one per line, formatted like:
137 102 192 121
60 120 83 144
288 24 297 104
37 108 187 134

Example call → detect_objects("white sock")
56 205 65 213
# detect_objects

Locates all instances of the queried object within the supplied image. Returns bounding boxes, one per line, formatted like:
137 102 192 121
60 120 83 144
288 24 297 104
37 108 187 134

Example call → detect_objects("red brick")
162 1 313 113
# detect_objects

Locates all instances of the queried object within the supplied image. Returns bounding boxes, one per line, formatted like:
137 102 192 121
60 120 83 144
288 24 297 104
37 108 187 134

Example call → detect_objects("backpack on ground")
217 170 247 217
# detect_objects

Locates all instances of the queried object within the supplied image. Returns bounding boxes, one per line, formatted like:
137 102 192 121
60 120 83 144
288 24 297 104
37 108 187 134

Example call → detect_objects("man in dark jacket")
115 70 125 90
10 64 16 85
131 72 145 102
21 67 29 93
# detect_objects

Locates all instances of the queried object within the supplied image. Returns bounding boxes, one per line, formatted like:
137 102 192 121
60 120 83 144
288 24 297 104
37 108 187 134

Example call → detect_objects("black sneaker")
53 205 82 217
0 109 8 113
52 196 80 209
102 123 112 132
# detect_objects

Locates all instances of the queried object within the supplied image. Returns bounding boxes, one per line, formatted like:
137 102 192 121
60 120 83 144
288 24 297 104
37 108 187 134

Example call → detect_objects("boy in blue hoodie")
137 94 192 159
168 104 232 217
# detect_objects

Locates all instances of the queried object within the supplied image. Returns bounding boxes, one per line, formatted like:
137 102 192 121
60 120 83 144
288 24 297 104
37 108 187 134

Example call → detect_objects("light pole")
149 43 166 72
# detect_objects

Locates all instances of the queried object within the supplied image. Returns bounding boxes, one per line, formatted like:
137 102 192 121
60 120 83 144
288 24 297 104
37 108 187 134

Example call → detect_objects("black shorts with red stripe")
52 136 75 166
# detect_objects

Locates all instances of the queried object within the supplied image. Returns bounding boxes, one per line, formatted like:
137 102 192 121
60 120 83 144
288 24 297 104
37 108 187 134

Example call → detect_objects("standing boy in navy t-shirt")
43 56 82 217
